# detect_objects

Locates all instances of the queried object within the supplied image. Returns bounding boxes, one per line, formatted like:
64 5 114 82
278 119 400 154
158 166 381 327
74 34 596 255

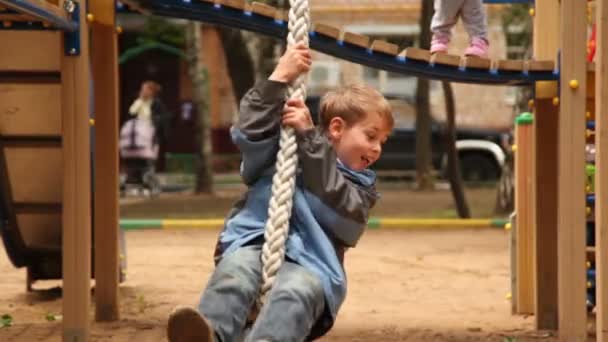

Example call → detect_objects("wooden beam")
61 1 91 341
595 0 608 340
91 10 120 321
532 0 559 330
558 0 588 340
515 113 535 314
89 0 115 26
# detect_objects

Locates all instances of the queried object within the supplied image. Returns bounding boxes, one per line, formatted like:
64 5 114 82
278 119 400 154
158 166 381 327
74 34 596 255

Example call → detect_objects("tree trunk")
442 81 470 218
415 0 434 190
186 21 213 194
218 27 256 103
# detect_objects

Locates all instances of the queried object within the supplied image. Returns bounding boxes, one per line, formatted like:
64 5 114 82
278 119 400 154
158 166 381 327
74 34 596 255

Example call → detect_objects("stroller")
119 118 161 197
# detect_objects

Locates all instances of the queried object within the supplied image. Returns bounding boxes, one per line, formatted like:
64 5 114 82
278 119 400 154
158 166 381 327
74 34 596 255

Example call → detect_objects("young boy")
167 43 393 342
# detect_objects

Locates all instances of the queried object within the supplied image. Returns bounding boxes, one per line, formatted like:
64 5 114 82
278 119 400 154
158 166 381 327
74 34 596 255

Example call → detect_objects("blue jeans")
198 245 325 342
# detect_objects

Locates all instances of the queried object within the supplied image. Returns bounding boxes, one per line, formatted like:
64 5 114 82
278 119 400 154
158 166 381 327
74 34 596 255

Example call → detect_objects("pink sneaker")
465 37 489 58
430 35 449 54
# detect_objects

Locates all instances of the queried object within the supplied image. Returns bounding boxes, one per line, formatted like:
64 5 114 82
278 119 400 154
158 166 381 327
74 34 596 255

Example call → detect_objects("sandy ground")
0 227 567 341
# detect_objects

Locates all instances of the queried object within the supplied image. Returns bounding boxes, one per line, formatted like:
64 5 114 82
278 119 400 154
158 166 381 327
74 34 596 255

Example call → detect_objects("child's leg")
198 245 264 341
461 0 488 40
430 0 466 41
246 261 325 342
461 0 489 57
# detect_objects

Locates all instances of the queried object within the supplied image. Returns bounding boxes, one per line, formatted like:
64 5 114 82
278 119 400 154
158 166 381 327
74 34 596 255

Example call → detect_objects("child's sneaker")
167 306 214 342
430 34 449 54
465 37 489 58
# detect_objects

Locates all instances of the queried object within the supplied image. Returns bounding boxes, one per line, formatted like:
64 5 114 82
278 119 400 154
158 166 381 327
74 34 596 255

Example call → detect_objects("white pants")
431 0 488 41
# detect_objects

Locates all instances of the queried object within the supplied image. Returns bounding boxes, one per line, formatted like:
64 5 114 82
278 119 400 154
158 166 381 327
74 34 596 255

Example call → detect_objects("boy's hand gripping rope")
258 0 310 307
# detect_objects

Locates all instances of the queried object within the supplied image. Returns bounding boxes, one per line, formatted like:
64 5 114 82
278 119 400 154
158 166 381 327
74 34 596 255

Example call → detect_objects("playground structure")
0 0 604 341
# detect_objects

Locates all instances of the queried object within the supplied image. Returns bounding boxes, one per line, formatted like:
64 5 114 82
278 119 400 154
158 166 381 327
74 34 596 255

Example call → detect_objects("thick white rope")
259 0 310 306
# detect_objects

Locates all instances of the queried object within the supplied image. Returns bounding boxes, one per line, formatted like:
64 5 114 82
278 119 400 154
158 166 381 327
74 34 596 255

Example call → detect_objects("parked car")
306 94 510 181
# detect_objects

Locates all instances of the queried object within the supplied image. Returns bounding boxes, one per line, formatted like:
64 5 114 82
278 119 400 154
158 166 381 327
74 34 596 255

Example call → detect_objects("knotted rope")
258 0 310 306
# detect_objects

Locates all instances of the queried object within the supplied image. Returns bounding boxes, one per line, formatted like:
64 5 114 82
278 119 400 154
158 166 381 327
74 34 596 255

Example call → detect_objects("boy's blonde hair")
318 84 394 131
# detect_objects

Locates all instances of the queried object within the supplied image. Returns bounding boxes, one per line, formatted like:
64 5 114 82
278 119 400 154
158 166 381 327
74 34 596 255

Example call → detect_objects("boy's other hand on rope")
269 42 312 84
282 99 313 132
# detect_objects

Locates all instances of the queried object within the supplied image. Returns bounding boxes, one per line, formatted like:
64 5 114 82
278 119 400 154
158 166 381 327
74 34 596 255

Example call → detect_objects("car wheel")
459 153 500 182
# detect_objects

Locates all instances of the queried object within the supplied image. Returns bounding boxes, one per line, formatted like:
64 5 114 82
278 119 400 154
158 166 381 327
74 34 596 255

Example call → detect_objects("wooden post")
62 0 92 340
91 0 120 322
558 0 588 340
515 112 535 314
595 0 608 340
532 0 559 329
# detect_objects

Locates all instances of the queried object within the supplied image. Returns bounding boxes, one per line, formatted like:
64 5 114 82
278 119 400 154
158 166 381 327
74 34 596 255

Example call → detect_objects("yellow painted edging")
162 219 225 229
378 218 494 229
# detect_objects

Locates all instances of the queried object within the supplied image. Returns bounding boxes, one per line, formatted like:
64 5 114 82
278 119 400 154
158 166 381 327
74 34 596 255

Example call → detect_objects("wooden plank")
595 0 608 340
91 21 120 322
0 13 36 21
17 213 61 249
0 31 60 72
370 40 398 56
399 47 430 62
215 0 245 10
558 0 588 339
342 31 369 49
515 116 535 314
463 56 491 70
532 0 559 330
312 23 340 39
61 2 91 341
497 59 524 72
0 84 61 136
250 2 276 18
431 53 461 67
0 0 68 23
4 147 61 203
529 60 555 72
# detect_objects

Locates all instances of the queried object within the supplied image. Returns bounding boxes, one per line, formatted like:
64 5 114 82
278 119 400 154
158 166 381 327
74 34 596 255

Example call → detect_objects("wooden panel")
534 99 559 328
0 31 60 71
342 31 369 49
312 23 340 39
370 40 398 56
497 60 524 72
92 22 120 322
595 0 608 340
464 56 491 70
62 3 91 341
18 213 61 249
250 2 276 18
399 47 430 62
432 53 461 67
0 84 61 136
558 0 588 339
4 147 62 203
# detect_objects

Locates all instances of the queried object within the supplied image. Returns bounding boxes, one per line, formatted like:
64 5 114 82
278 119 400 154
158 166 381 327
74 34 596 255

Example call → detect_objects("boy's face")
328 113 391 171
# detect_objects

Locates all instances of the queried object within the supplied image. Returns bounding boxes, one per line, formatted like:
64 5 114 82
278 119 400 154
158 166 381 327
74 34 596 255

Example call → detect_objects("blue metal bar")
122 0 558 85
0 0 77 31
588 121 595 130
